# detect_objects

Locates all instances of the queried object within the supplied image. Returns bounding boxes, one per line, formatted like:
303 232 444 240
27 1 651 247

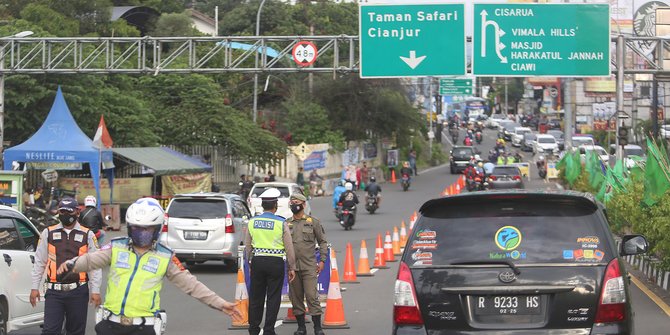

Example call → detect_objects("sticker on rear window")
411 249 433 261
577 236 600 249
411 239 437 250
415 229 437 240
571 249 605 262
495 226 522 251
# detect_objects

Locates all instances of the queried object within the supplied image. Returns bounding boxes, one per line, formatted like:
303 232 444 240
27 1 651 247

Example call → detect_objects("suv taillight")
512 175 522 181
594 259 626 323
225 214 234 234
162 213 169 233
394 261 423 325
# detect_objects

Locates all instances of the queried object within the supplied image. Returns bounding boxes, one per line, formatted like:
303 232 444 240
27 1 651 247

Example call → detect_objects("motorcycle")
339 205 357 230
475 131 483 144
334 203 343 220
466 173 488 192
401 174 411 191
537 158 547 179
365 195 378 214
449 128 459 143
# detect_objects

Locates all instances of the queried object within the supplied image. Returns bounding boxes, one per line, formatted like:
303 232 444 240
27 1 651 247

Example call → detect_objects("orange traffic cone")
458 175 466 188
373 233 388 269
341 242 359 283
392 227 402 256
356 240 373 277
455 183 462 194
229 266 249 329
383 231 396 262
323 249 350 329
391 169 397 184
399 221 408 248
441 186 449 196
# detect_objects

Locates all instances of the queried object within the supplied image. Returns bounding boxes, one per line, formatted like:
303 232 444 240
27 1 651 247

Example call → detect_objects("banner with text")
161 173 212 195
58 177 153 204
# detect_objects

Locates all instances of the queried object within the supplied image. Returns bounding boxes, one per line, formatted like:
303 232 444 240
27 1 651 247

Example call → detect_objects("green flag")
642 138 670 206
597 165 624 204
564 149 582 185
612 159 628 190
586 150 604 190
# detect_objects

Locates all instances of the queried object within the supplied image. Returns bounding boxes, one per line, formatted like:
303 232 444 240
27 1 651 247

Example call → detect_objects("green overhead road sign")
439 78 472 95
440 79 472 87
440 87 473 95
359 3 466 78
472 4 610 76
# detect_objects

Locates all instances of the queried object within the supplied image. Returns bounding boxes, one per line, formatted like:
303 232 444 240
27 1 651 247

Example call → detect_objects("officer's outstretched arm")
57 248 113 275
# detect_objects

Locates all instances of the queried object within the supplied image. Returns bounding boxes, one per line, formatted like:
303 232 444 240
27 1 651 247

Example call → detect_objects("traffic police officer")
57 198 241 335
30 197 102 335
287 193 328 335
244 188 296 335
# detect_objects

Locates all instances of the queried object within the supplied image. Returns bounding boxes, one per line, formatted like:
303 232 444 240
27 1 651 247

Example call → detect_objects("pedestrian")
79 195 107 244
408 149 418 176
266 171 276 182
56 198 241 335
30 197 102 335
287 193 328 335
296 167 305 187
244 188 296 335
360 162 369 187
355 165 362 190
34 184 45 209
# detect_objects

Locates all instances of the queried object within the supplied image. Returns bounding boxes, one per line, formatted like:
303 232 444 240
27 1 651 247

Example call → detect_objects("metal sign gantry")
0 36 359 74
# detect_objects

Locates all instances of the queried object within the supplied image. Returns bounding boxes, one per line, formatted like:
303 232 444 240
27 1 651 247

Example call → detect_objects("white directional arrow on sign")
400 51 426 69
480 9 508 64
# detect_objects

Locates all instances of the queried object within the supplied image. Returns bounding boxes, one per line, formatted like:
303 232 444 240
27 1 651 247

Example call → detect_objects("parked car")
159 193 251 268
248 182 311 219
393 191 648 335
488 165 524 189
521 133 537 152
511 127 533 147
579 145 610 164
0 205 44 333
547 129 565 150
532 134 559 155
450 146 477 174
661 125 670 139
486 114 508 129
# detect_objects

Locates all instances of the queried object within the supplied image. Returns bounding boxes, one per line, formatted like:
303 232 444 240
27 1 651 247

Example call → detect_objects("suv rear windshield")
492 167 520 175
250 186 290 198
538 137 555 143
168 199 228 219
411 196 610 266
452 148 474 159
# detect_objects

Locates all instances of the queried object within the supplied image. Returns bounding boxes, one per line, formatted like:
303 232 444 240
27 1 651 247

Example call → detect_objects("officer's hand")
90 293 102 307
30 289 41 307
221 301 242 320
288 270 296 283
316 261 325 274
56 259 74 275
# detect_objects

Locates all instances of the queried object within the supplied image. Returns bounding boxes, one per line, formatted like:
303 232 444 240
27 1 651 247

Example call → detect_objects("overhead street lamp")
1 30 34 161
252 0 267 123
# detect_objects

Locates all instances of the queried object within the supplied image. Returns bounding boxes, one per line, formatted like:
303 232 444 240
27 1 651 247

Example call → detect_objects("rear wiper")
172 216 203 221
450 259 521 275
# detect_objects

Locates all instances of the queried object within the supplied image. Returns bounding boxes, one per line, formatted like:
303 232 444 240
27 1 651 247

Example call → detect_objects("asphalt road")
15 127 670 334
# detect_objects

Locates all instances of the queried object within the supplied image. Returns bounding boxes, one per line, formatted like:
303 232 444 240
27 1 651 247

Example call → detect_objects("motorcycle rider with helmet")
338 183 359 230
79 195 107 244
364 176 382 208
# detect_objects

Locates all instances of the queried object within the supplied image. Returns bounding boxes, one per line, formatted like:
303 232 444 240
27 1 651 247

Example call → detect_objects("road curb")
624 254 670 314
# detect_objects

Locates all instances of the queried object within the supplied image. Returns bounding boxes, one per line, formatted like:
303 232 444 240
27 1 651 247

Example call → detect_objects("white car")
511 127 533 147
486 114 508 129
571 136 595 147
579 145 610 163
661 125 670 139
247 182 311 219
0 205 44 333
533 134 559 155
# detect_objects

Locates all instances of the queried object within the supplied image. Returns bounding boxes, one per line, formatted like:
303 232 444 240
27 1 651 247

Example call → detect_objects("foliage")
20 3 80 36
149 12 197 36
280 98 345 150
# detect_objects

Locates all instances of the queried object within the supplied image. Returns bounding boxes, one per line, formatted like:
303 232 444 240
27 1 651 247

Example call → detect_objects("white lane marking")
370 268 379 274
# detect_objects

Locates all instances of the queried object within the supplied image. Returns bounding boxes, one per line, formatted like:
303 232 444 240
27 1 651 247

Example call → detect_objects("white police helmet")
126 198 165 227
84 195 97 207
259 188 281 202
345 182 353 191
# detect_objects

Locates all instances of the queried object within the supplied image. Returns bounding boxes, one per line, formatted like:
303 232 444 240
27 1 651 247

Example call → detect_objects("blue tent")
3 87 113 205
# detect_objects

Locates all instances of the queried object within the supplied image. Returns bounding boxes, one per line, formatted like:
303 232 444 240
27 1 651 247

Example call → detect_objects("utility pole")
616 34 625 162
252 0 267 124
428 76 433 155
564 78 573 150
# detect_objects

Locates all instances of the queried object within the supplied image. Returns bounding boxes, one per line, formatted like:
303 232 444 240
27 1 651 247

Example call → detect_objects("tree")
149 12 198 36
280 98 344 149
20 3 80 36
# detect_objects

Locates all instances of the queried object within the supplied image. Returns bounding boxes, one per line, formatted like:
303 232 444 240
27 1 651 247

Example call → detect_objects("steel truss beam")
0 36 359 75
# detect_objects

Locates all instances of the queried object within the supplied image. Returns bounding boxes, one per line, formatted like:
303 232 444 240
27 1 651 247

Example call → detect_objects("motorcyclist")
79 195 107 244
332 180 346 215
488 149 498 163
338 182 359 211
239 175 254 199
364 176 382 207
400 162 413 181
463 136 473 146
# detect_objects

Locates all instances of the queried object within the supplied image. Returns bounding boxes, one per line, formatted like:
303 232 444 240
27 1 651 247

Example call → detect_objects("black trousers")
94 320 155 335
248 256 285 335
41 284 89 335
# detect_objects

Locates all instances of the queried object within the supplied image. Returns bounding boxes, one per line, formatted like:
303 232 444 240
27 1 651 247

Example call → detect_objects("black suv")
450 146 477 174
393 191 648 334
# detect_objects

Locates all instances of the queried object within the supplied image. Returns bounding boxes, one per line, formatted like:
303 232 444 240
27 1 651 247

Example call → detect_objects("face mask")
130 228 155 247
59 213 77 226
290 203 303 214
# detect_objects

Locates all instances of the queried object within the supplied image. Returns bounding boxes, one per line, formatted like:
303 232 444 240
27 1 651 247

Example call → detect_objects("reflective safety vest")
104 238 171 317
248 213 285 257
497 156 505 165
46 224 90 283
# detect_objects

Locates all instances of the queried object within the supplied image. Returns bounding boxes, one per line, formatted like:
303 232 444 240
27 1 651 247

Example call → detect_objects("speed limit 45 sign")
292 41 318 67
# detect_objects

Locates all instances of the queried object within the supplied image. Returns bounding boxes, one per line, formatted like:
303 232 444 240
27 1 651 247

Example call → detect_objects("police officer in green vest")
58 198 241 334
244 188 296 335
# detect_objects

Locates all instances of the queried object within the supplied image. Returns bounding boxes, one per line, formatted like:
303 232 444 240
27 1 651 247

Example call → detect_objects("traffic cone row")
323 248 349 329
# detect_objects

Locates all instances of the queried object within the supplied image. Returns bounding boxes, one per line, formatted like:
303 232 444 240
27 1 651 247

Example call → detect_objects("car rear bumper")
173 249 237 262
489 181 524 189
394 326 609 335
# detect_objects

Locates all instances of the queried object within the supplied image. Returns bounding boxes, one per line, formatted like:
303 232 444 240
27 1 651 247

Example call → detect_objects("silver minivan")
159 193 250 269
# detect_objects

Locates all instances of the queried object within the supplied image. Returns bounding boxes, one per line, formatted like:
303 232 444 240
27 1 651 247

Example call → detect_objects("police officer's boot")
312 315 325 335
294 314 307 335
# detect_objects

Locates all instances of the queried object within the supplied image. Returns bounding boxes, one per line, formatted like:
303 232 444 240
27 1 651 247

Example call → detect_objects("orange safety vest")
46 225 90 283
